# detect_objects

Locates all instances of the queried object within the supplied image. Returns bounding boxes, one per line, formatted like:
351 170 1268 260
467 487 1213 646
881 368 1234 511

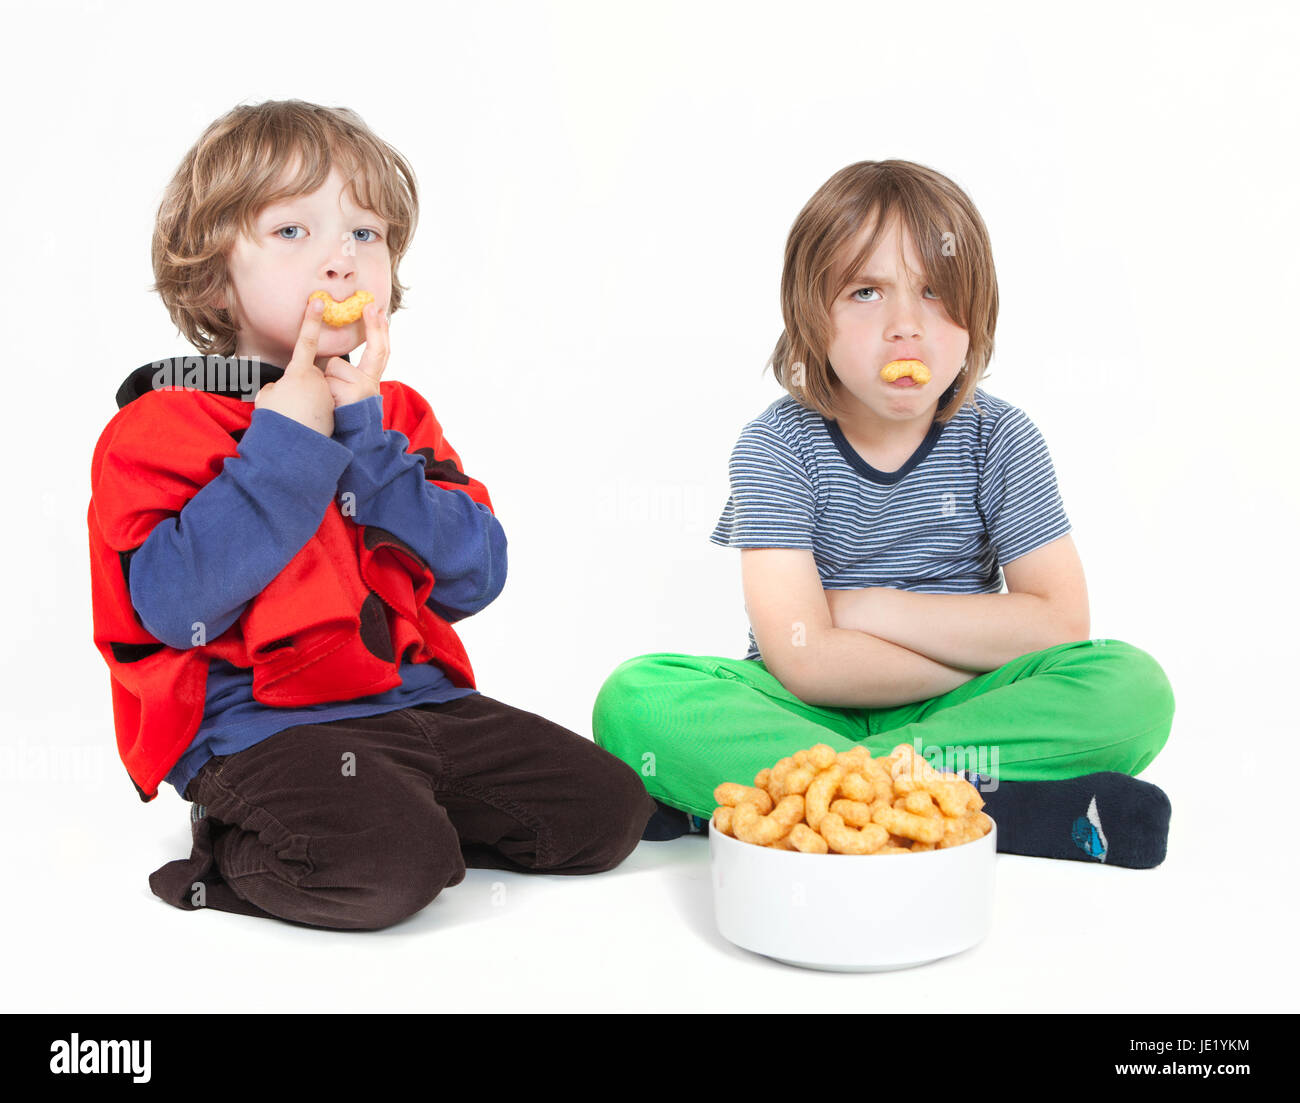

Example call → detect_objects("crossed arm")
741 534 1089 708
827 534 1090 672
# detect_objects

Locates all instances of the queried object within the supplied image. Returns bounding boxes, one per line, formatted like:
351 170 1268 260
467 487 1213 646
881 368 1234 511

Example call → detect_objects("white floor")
8 735 1292 1013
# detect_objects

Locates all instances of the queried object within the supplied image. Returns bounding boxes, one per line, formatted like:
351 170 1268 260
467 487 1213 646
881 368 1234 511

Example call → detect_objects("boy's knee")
1089 639 1176 773
543 750 656 875
303 805 467 931
1103 640 1176 725
592 653 667 749
593 652 716 721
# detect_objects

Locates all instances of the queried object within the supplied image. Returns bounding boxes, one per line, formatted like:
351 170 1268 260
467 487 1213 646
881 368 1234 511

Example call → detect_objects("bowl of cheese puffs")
709 742 996 971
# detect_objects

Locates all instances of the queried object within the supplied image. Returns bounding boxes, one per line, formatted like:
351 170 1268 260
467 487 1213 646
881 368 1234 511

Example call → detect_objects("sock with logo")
964 772 1171 869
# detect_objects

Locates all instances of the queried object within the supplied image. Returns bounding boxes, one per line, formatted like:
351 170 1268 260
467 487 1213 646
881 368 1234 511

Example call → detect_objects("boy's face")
825 213 969 442
218 163 392 368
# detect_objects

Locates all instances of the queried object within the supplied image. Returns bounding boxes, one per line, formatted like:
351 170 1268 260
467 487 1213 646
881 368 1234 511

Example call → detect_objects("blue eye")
275 225 383 242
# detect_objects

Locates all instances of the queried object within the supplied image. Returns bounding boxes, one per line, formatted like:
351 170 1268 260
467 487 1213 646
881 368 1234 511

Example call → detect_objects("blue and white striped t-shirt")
710 387 1072 661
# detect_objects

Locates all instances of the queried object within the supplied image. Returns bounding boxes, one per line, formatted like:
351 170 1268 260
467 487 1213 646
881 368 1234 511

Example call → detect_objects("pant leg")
149 709 467 930
406 692 657 875
591 652 869 819
863 637 1176 780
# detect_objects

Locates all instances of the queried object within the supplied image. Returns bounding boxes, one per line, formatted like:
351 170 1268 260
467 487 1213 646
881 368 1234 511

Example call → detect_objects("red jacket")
88 363 494 803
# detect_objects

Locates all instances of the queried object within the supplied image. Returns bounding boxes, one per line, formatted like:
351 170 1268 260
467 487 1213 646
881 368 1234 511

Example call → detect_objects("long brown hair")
769 160 999 423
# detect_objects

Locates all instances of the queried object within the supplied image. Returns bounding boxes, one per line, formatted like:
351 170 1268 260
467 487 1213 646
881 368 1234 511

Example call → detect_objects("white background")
3 0 1295 1012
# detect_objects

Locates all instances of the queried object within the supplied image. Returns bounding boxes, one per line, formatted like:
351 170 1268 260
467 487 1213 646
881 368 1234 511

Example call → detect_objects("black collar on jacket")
115 352 352 410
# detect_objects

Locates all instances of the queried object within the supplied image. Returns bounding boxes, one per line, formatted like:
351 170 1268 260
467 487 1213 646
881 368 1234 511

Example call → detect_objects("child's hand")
253 298 336 437
318 303 389 409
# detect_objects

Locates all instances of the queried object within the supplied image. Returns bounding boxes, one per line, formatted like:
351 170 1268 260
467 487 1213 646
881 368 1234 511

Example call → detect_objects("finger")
357 304 389 375
357 302 390 383
321 356 362 383
288 297 326 373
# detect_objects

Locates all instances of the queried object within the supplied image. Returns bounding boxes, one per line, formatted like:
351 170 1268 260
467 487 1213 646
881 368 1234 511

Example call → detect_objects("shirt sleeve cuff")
243 407 355 495
331 393 384 443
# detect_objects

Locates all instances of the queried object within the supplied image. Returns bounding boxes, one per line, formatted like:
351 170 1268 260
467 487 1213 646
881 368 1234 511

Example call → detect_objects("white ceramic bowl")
710 820 996 971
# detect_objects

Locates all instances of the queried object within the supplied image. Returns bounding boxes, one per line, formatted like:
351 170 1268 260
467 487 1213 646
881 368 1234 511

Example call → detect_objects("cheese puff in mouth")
879 359 932 384
308 289 375 327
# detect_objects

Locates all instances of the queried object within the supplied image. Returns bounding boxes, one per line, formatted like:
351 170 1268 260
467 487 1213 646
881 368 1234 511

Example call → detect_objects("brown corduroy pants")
148 692 657 930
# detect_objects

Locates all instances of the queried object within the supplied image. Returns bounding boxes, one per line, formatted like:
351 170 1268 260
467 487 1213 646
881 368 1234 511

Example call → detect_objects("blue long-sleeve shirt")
125 392 507 799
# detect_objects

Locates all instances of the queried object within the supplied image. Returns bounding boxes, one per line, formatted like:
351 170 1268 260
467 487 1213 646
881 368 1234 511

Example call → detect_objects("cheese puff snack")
889 742 942 793
828 798 874 828
802 744 839 770
838 772 870 802
788 824 829 854
819 813 890 855
928 778 983 817
939 810 995 849
803 764 844 832
732 794 805 846
901 790 942 817
768 756 817 800
713 782 773 816
836 746 872 772
873 805 945 845
711 742 992 855
308 289 375 326
879 359 932 384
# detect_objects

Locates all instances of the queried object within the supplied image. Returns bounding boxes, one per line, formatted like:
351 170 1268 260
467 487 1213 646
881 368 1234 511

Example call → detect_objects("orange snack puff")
804 763 844 831
837 746 872 771
769 756 817 799
804 744 838 770
732 795 805 846
829 798 874 828
788 823 830 854
873 805 945 845
308 289 374 326
880 359 932 384
902 790 942 817
819 813 889 855
710 742 992 854
713 782 773 815
712 806 735 835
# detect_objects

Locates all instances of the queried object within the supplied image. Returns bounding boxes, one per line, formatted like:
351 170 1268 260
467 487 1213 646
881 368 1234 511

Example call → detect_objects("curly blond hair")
149 99 419 356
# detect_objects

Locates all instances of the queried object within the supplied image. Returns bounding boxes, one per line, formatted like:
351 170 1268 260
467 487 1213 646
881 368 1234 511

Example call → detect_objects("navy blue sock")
966 772 1171 869
641 799 708 841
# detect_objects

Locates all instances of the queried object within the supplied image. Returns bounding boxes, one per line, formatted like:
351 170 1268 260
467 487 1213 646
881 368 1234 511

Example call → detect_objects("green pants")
591 638 1175 819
